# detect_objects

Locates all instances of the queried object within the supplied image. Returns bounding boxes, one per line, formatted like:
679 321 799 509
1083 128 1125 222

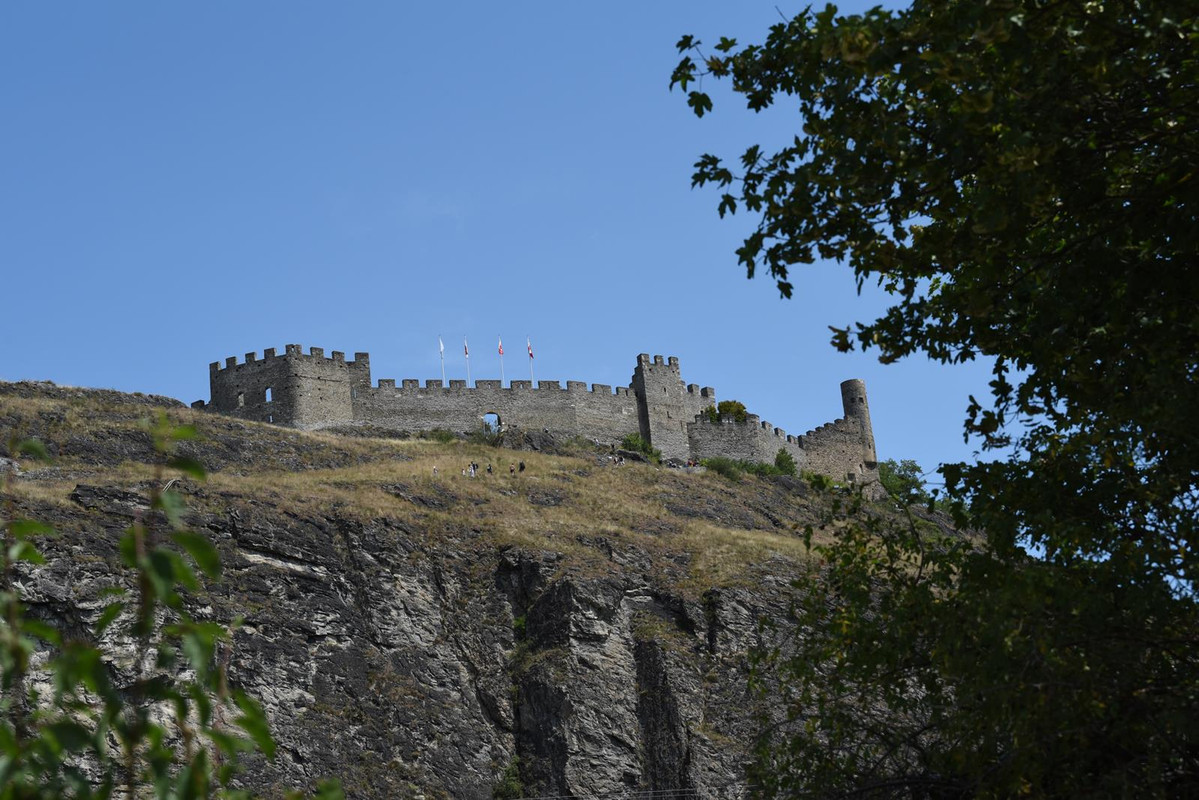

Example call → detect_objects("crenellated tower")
198 345 879 490
206 345 361 429
631 354 714 461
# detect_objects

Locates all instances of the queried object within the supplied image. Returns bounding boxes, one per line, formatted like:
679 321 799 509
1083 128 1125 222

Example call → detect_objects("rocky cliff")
0 381 934 798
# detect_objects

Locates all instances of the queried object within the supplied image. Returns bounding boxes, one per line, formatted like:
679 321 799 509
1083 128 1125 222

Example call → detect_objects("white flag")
439 336 444 356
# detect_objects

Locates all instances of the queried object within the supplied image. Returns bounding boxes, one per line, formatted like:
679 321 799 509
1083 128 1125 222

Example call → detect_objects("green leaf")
43 720 94 754
151 547 198 593
22 618 61 646
156 489 186 529
118 528 139 569
8 540 45 565
95 601 125 636
168 455 206 481
206 728 251 757
172 531 222 578
173 622 227 676
687 91 713 117
170 425 199 441
9 518 54 538
0 720 18 755
233 692 276 760
145 549 185 600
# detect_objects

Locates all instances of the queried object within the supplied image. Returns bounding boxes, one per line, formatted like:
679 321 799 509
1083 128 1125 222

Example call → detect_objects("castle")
194 345 879 486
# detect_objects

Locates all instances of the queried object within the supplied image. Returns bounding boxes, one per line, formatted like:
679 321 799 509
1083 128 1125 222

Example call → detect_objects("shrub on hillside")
774 448 798 476
620 433 662 463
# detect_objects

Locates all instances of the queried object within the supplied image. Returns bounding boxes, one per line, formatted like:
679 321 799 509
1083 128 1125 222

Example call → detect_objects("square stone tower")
631 354 694 461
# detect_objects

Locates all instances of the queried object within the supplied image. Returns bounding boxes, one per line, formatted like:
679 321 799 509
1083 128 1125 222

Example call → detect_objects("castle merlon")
368 379 629 395
201 345 879 486
209 345 364 372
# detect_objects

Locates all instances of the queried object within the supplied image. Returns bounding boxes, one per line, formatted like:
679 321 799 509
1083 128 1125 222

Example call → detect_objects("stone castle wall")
199 345 879 486
351 380 642 443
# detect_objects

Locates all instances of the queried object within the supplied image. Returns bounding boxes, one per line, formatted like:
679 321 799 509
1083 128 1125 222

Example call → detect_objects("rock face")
2 381 912 798
19 496 773 797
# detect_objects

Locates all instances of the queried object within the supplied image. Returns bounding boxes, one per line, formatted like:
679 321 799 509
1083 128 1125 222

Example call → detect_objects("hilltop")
0 381 953 798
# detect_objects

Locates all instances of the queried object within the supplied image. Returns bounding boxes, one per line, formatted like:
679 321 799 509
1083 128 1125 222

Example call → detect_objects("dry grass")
4 478 78 508
4 387 855 597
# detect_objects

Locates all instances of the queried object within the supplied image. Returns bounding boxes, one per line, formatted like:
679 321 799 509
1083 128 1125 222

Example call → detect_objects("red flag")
527 337 534 359
498 338 504 356
464 337 469 357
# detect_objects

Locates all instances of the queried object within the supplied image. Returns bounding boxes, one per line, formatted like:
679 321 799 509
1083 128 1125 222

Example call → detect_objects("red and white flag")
498 338 504 356
527 337 534 359
464 337 469 357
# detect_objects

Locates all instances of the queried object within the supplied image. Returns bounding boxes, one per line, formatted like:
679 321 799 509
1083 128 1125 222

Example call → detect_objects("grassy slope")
0 381 928 601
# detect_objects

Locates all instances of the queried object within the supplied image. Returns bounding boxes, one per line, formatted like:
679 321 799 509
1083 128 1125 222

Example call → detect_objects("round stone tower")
839 378 877 468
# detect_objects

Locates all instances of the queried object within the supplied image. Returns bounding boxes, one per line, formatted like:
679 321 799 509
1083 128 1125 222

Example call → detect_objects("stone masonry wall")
684 378 880 486
796 418 875 484
204 346 877 486
208 349 293 425
632 355 715 462
207 346 358 430
351 381 641 442
687 415 799 467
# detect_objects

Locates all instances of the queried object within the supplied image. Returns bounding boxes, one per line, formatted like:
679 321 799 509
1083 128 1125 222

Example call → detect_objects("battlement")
636 353 681 371
209 345 362 374
201 345 878 486
366 378 633 396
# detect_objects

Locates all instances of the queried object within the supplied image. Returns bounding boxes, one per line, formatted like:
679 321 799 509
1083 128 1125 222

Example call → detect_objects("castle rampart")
197 347 879 487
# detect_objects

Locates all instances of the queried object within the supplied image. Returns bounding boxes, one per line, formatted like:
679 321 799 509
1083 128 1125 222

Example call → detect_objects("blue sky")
1 2 996 476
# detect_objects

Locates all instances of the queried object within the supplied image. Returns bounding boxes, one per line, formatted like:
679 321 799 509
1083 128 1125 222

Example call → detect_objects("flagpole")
499 336 505 385
528 336 535 384
464 337 471 386
439 336 446 385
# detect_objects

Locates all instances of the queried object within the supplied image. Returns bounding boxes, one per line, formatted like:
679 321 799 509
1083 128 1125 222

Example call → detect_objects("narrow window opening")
237 392 244 408
268 414 274 424
265 387 273 403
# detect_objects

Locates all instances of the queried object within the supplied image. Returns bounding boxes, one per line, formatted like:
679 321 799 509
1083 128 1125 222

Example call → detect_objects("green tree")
773 448 797 477
674 1 1198 796
702 399 750 424
877 458 928 503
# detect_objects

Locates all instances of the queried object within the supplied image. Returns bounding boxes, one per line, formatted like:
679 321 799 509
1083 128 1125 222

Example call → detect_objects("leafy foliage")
620 433 662 463
491 756 523 800
700 457 746 481
702 456 789 481
1 418 343 799
702 400 749 425
773 448 797 477
877 458 929 503
677 0 1199 795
